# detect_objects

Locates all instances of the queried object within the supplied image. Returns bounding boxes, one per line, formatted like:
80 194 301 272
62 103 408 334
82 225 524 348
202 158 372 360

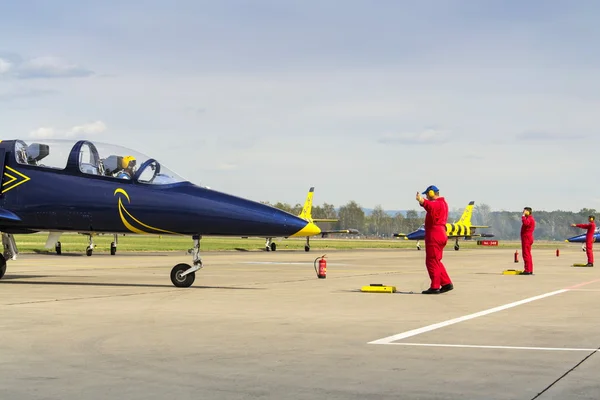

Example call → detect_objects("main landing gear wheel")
264 238 276 252
0 233 17 279
0 254 6 279
305 245 310 252
170 263 196 288
55 242 62 255
85 234 94 256
110 234 118 255
169 235 204 288
454 244 460 251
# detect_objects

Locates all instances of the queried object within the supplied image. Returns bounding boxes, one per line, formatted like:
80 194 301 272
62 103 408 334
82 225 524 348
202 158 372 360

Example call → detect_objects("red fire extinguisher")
514 250 519 263
556 249 560 257
314 255 327 279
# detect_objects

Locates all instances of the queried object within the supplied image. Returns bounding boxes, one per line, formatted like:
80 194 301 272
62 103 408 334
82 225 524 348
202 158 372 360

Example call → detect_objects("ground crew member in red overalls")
521 207 535 275
571 215 596 267
416 185 453 294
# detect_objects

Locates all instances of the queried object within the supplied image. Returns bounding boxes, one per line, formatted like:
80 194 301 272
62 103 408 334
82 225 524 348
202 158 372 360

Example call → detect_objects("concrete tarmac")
0 245 599 399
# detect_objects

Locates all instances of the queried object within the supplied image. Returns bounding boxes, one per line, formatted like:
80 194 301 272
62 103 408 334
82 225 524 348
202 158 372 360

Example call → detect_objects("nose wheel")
170 235 203 288
171 263 196 287
454 239 460 251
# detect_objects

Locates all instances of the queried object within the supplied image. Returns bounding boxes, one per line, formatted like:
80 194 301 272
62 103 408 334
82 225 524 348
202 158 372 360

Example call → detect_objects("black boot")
422 288 441 294
440 283 454 293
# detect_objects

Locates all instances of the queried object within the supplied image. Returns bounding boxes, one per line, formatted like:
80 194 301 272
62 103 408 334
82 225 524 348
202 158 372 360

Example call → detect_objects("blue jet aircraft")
0 139 321 287
393 201 494 250
565 229 599 251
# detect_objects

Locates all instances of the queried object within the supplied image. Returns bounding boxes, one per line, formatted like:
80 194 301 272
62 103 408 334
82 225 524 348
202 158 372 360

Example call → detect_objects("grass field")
10 233 579 254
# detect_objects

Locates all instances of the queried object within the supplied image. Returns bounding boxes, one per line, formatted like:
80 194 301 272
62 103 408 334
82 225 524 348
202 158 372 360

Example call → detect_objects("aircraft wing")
320 228 359 237
393 233 407 238
471 225 491 229
448 233 495 238
312 218 339 223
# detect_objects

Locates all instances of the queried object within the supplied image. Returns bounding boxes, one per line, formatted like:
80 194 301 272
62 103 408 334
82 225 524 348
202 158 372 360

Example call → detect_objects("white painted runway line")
386 343 600 352
369 289 567 344
369 278 600 345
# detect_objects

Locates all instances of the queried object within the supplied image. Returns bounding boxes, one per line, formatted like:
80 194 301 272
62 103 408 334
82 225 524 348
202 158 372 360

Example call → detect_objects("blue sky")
1 0 599 212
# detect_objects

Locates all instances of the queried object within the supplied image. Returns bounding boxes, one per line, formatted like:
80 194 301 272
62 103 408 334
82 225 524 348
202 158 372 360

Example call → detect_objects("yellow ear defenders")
428 190 435 197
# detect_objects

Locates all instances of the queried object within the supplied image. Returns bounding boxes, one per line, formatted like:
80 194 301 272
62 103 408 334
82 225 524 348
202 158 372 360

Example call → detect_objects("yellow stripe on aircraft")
2 166 31 194
445 223 471 237
114 188 180 235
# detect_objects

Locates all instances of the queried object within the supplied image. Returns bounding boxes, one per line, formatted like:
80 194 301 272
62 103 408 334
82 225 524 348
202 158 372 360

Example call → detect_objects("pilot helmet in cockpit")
121 155 137 173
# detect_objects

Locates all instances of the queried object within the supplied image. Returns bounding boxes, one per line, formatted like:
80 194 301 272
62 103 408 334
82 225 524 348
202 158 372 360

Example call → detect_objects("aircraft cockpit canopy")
14 141 51 167
13 139 189 185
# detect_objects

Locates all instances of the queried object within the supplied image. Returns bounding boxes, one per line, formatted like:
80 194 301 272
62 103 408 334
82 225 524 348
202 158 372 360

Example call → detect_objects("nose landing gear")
170 235 203 288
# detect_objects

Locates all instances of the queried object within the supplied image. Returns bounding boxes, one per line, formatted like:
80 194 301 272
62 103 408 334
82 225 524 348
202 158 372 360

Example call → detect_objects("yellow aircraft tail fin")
298 187 315 223
298 187 339 223
456 201 475 226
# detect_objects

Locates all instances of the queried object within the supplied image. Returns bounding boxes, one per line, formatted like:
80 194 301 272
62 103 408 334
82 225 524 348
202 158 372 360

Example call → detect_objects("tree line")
262 200 596 241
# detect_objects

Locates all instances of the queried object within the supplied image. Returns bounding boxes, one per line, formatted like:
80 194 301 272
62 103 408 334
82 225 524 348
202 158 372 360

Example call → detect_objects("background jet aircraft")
393 201 494 250
0 139 320 287
565 229 599 251
261 187 359 252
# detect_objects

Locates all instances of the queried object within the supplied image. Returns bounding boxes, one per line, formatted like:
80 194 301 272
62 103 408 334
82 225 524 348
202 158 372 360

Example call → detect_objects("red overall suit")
575 222 596 265
521 214 535 273
420 197 451 289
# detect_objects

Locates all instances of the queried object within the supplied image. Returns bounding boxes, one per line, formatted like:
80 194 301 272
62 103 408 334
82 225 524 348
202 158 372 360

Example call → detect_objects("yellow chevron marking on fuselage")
3 172 17 187
2 166 31 194
114 188 180 235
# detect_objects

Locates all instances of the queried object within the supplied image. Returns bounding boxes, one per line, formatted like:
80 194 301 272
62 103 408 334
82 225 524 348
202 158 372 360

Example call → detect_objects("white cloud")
0 54 94 79
378 129 450 145
29 121 107 139
0 58 11 74
17 56 93 79
29 127 56 139
68 121 107 136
